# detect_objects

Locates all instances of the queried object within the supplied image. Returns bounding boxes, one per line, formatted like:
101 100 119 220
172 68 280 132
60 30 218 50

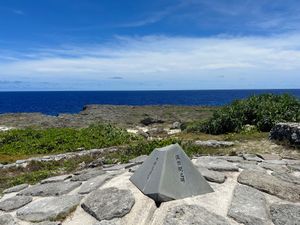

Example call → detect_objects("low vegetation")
188 94 300 134
0 124 139 162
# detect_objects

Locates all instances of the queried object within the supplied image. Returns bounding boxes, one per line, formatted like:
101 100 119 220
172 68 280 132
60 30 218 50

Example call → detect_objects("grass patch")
0 123 140 163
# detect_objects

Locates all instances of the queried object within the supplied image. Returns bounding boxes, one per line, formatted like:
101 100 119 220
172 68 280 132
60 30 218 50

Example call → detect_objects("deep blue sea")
0 90 299 115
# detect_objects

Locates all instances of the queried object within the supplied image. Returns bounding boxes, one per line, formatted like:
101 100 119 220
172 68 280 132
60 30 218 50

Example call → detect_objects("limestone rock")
3 184 28 194
81 187 135 221
16 195 82 222
194 140 234 148
78 174 112 194
71 169 105 181
238 170 300 202
0 196 32 211
270 203 300 225
270 122 300 146
18 181 81 196
260 162 289 173
129 155 148 164
0 214 19 225
195 157 239 171
196 165 226 183
243 154 263 162
41 174 72 184
272 172 300 185
163 204 230 225
228 185 270 225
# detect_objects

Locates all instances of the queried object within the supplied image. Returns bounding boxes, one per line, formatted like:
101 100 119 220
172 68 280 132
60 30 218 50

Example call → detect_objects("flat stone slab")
3 184 29 194
272 172 300 185
260 162 289 173
216 156 243 162
288 164 300 171
18 181 81 196
0 214 19 225
41 174 72 184
270 203 300 225
238 163 266 172
81 187 135 221
228 185 270 225
194 140 234 148
197 165 226 183
16 195 82 222
129 155 148 164
238 170 300 202
195 157 239 171
243 154 263 162
71 169 106 181
0 196 32 211
78 174 112 194
102 163 134 171
35 222 62 225
163 204 230 225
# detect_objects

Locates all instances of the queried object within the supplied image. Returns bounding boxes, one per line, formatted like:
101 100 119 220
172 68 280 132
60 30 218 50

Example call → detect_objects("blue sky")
0 0 300 90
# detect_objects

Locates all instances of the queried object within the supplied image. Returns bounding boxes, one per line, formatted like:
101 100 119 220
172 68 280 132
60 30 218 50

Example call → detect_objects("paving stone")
238 163 266 172
81 187 135 221
216 156 243 162
163 204 230 225
194 140 234 148
243 154 264 162
238 170 300 202
195 157 239 171
0 196 32 211
102 163 134 171
260 162 289 173
283 159 300 165
35 222 62 225
0 214 19 225
71 169 106 181
41 174 72 184
196 165 226 183
93 220 121 225
263 160 286 165
228 185 270 225
129 155 148 164
287 164 300 172
18 181 81 196
3 184 29 194
272 172 300 185
270 203 300 225
78 174 113 194
16 195 82 222
259 154 281 160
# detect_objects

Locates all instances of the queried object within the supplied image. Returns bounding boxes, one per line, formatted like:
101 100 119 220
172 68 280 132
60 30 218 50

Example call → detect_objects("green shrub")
199 94 300 134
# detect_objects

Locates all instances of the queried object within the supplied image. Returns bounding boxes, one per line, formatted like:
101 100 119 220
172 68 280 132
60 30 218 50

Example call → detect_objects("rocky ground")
0 105 215 129
0 153 299 225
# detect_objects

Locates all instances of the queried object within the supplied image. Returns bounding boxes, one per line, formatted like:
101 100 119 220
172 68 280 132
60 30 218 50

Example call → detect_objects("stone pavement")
0 154 299 225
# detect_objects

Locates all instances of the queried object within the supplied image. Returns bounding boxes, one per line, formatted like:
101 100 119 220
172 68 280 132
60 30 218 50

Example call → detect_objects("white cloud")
1 33 300 89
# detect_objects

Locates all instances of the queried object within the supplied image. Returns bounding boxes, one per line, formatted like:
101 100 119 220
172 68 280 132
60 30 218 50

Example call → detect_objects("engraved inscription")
175 154 185 183
147 157 159 180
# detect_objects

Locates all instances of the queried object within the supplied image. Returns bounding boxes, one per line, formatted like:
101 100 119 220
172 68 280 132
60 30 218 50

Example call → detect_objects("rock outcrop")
270 123 300 146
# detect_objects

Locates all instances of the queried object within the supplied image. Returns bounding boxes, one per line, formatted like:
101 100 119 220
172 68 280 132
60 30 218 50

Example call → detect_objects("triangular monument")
130 143 213 203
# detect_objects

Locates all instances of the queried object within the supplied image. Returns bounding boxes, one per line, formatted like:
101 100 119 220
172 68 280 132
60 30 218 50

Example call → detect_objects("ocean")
0 89 299 115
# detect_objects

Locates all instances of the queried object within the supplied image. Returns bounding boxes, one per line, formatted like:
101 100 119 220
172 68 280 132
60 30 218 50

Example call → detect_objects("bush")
199 94 300 134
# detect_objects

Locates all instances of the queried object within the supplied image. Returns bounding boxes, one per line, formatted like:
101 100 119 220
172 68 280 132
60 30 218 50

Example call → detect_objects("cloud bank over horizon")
0 0 300 90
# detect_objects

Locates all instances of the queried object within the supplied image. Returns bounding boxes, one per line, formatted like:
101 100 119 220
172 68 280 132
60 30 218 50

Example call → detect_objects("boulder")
81 187 135 221
140 117 164 126
0 196 32 211
238 170 300 202
16 195 82 222
163 204 230 225
228 185 270 225
18 181 81 196
270 123 300 146
270 203 300 225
